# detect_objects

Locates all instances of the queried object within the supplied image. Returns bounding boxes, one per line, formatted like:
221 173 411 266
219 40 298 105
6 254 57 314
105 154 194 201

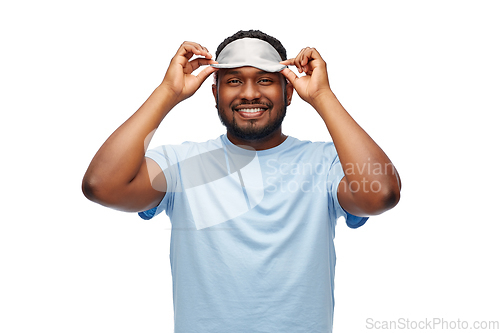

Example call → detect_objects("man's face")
213 66 293 142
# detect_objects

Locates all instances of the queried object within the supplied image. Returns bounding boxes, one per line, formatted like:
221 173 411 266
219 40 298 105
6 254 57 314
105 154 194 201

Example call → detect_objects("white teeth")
238 108 265 113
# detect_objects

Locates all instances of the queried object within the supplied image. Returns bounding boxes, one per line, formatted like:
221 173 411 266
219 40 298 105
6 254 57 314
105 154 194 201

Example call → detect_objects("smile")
237 108 266 113
235 108 268 119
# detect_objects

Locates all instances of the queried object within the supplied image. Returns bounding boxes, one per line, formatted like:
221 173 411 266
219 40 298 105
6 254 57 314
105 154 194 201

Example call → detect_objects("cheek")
268 88 287 106
218 90 238 107
264 82 286 98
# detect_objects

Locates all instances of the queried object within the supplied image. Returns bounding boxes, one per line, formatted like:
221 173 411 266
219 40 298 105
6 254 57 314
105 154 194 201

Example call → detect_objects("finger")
186 58 218 73
280 58 295 66
301 48 313 66
301 50 311 74
201 45 212 59
300 47 316 73
295 47 310 73
178 42 213 59
281 55 305 74
280 68 299 85
298 47 324 75
306 48 326 75
281 47 317 74
194 66 218 86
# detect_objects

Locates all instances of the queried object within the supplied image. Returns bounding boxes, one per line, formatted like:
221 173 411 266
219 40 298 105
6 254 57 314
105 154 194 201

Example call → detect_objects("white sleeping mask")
211 38 287 72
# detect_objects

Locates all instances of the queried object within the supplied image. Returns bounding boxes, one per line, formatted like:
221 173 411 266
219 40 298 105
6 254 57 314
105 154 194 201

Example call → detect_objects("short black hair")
215 30 287 61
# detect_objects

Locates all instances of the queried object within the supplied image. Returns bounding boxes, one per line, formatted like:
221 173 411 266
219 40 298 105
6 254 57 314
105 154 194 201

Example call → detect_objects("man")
83 30 401 332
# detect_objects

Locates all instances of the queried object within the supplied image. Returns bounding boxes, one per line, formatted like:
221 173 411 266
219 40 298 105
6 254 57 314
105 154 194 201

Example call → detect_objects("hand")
280 47 333 107
161 41 218 105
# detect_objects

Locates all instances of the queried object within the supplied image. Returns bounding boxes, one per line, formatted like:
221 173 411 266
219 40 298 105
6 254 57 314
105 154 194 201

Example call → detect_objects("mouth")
233 105 270 119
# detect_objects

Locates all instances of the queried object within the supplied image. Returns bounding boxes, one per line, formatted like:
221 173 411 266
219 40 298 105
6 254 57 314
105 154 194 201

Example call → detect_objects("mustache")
231 100 273 110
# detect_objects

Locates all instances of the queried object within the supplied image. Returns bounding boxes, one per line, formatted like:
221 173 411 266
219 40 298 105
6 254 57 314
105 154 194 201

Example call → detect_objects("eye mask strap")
211 38 287 73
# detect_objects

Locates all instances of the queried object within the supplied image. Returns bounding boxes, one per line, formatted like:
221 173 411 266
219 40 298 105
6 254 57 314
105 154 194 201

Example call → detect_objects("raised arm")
82 42 217 212
280 48 401 216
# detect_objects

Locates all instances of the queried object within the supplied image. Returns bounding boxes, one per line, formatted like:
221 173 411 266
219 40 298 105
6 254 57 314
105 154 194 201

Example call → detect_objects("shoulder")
148 136 225 160
285 136 339 159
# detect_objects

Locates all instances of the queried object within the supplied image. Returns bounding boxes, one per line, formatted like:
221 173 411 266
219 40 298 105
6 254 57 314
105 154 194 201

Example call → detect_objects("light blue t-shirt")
139 134 368 333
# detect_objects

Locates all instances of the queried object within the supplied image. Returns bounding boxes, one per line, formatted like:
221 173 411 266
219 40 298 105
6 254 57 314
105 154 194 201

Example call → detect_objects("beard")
217 97 287 142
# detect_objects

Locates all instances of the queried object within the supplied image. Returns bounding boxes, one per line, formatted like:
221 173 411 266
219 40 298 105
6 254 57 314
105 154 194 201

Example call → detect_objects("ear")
285 79 293 106
212 83 218 106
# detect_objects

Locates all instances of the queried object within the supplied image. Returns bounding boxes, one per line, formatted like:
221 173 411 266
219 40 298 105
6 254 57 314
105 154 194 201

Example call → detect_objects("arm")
280 48 401 216
82 42 218 212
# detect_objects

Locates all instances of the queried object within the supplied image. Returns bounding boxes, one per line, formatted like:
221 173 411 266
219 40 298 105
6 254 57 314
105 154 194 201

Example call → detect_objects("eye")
258 78 273 85
227 79 242 85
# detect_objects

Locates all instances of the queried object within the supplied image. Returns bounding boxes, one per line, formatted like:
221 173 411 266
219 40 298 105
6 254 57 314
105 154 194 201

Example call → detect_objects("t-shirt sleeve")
328 149 369 229
138 145 178 220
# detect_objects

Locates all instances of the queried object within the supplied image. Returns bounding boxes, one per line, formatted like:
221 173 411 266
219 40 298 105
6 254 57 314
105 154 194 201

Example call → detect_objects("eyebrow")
224 69 274 76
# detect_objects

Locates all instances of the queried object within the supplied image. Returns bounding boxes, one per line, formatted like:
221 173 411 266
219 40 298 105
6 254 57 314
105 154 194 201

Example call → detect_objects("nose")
239 81 261 101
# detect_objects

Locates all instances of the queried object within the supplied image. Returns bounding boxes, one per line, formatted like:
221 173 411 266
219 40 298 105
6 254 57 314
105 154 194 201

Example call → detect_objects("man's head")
212 30 292 144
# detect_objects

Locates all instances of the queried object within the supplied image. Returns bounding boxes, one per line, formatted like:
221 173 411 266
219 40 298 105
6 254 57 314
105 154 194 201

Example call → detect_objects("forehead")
219 66 281 78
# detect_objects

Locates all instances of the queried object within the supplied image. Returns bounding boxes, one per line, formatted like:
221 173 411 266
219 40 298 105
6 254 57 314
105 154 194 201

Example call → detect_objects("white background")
1 0 499 332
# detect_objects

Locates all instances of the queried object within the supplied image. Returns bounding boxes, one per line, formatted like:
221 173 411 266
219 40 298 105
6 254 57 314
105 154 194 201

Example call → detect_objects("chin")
218 106 286 142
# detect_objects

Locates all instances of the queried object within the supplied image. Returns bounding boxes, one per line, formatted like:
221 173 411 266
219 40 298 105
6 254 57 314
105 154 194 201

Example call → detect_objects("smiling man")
83 30 401 332
216 67 289 144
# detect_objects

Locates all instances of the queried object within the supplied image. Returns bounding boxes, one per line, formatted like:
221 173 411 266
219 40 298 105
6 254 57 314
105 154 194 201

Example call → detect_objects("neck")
226 128 287 151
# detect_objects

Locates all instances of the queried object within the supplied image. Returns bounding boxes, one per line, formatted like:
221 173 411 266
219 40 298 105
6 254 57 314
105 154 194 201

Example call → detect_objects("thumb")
280 68 299 86
194 65 218 86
